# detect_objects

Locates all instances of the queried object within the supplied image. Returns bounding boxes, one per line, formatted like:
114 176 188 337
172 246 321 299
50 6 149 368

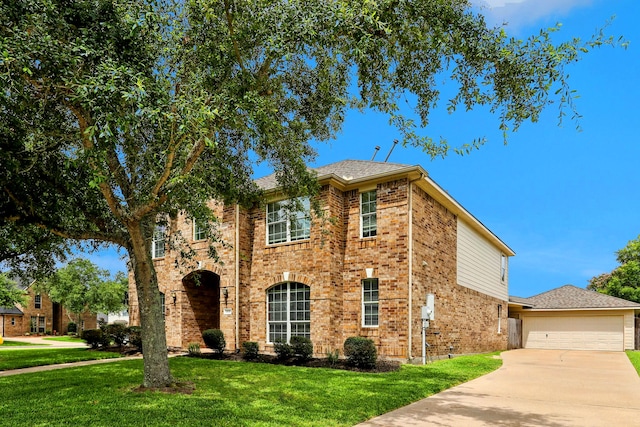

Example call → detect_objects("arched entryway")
181 270 221 347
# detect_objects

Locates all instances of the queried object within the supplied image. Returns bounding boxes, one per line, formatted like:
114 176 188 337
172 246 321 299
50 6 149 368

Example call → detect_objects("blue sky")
90 0 639 299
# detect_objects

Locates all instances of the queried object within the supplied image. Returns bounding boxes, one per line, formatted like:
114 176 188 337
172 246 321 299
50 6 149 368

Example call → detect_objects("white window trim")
360 190 377 238
34 294 41 309
362 278 379 327
193 220 206 241
497 304 502 334
500 254 507 282
266 198 311 245
152 226 166 259
266 282 310 343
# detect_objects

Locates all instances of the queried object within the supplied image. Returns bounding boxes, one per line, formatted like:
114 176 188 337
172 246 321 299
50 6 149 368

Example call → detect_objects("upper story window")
152 226 166 259
360 190 377 238
501 255 507 282
193 220 206 241
362 278 379 327
266 198 310 245
34 294 41 309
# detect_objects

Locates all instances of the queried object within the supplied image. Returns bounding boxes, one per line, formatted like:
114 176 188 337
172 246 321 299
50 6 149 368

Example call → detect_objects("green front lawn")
43 336 85 343
626 350 640 376
0 353 501 426
0 348 122 371
0 340 45 346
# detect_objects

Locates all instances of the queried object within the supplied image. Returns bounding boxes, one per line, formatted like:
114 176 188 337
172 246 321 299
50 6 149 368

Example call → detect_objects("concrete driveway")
357 349 640 427
1 336 88 349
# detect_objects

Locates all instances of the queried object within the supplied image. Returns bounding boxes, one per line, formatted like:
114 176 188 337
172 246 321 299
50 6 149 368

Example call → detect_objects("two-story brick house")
0 280 97 336
129 160 514 359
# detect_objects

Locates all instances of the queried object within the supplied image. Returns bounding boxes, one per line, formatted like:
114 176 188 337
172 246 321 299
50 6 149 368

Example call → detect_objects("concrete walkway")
1 336 89 349
357 349 640 427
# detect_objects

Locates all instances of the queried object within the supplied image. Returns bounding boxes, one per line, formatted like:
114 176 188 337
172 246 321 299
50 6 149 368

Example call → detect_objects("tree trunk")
128 222 173 388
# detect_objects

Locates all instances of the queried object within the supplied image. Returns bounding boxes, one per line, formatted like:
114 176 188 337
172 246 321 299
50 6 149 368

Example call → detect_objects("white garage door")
523 316 624 351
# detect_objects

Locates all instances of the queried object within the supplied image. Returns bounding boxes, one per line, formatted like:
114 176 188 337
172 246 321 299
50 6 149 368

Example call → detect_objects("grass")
0 340 46 346
0 353 501 426
43 336 85 343
626 350 640 376
0 348 122 371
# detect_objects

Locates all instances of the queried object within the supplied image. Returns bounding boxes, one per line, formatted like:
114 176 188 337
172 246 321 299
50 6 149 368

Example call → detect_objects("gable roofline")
510 284 640 310
257 159 515 257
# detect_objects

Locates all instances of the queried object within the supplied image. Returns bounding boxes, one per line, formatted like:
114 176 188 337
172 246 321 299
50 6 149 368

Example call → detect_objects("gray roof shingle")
0 306 24 315
255 159 413 190
511 285 640 309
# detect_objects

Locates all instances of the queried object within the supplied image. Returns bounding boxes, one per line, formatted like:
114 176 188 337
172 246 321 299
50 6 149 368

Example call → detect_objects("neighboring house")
0 280 97 336
129 160 514 359
509 285 640 351
97 310 130 326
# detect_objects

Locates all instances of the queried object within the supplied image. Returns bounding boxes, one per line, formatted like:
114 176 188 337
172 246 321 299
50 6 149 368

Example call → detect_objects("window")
10 317 15 326
266 198 310 245
30 316 45 334
360 190 377 238
362 278 379 327
34 294 41 309
501 255 507 282
193 220 206 241
152 226 166 259
497 304 503 334
267 282 310 343
160 292 166 317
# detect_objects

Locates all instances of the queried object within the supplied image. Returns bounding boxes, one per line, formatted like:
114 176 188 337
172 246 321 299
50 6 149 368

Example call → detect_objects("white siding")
457 219 508 300
624 312 635 350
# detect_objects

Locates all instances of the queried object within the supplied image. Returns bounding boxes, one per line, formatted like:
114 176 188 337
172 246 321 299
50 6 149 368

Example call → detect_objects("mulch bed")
101 345 401 373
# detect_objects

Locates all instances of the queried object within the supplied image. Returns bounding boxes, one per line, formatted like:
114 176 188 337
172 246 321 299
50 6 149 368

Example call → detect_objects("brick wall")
411 184 507 358
138 174 509 359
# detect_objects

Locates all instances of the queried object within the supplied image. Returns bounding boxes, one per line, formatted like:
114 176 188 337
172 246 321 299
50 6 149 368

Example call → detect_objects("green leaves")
588 235 640 303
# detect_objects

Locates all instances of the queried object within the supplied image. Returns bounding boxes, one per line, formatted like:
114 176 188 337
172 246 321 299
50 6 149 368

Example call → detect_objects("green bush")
344 337 377 369
241 341 260 361
125 326 142 352
202 329 226 354
290 336 313 360
273 339 293 360
82 329 110 349
103 324 127 347
326 349 340 367
188 342 202 356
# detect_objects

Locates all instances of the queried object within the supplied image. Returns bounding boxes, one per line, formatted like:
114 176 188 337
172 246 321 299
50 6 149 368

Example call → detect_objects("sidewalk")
0 355 144 377
1 336 89 349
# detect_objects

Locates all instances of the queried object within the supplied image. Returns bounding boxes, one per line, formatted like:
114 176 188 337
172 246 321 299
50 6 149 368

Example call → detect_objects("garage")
523 315 624 351
509 285 640 352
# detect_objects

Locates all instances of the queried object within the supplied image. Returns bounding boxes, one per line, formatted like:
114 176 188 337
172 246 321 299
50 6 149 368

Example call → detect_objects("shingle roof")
255 159 412 190
0 306 23 315
511 285 640 309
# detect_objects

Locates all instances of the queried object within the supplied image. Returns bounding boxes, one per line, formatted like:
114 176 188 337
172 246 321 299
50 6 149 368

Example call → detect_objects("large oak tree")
1 0 620 387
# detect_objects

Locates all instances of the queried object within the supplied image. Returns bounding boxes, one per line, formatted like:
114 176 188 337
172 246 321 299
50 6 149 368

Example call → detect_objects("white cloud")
472 0 596 31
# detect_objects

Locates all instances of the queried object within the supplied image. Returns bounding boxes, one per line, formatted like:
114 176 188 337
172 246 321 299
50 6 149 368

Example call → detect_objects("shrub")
290 336 313 360
344 337 377 369
67 322 77 334
82 329 110 349
273 339 293 360
202 329 226 354
326 349 340 367
125 326 142 352
188 342 202 356
242 341 260 361
103 324 127 347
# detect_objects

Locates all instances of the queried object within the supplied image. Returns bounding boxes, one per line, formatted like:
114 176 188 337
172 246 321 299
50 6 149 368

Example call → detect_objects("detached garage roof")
510 285 640 311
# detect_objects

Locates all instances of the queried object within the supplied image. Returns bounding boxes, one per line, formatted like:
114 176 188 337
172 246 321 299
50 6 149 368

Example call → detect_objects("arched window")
267 282 310 343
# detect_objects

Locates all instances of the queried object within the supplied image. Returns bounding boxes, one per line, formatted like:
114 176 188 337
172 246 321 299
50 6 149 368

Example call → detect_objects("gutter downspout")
407 173 424 361
235 204 240 352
